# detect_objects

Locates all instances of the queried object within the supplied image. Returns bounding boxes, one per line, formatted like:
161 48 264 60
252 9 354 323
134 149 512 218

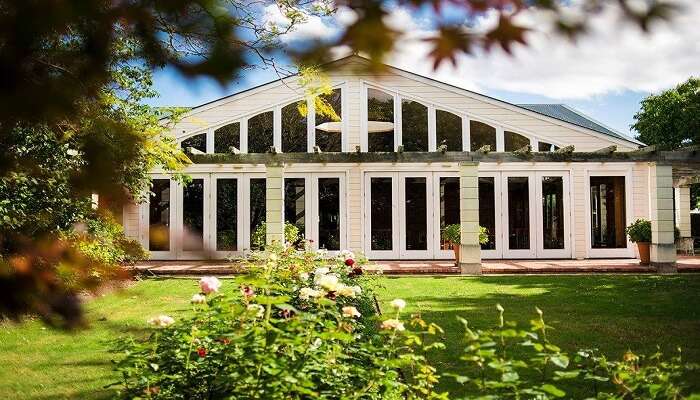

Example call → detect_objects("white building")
122 55 696 272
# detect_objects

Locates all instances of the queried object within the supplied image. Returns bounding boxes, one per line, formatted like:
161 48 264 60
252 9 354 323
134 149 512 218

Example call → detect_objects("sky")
146 0 700 140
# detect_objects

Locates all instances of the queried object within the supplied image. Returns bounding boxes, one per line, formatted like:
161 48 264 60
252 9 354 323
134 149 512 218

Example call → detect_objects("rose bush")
111 243 446 399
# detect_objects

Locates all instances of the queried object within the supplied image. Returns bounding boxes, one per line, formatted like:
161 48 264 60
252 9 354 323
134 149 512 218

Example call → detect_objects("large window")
367 88 394 152
315 88 342 152
439 177 460 250
542 176 565 249
182 179 205 251
249 178 266 250
470 121 496 151
214 122 240 153
504 131 530 151
248 111 274 153
436 110 462 151
216 179 238 251
284 178 306 241
590 176 627 248
401 100 428 151
370 177 393 250
181 133 206 153
318 178 341 250
282 101 308 153
149 179 170 251
478 177 496 250
538 141 560 152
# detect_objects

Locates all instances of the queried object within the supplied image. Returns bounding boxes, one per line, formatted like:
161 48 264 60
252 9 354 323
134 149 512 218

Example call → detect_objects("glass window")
249 178 266 250
149 179 170 251
401 100 428 151
284 178 306 241
436 110 462 151
216 179 238 251
182 179 205 251
470 121 496 151
248 111 274 153
315 88 342 152
478 177 496 250
367 88 394 152
181 133 206 153
214 123 240 153
405 177 428 250
282 101 308 153
590 176 627 248
370 177 393 250
507 177 530 250
504 131 530 151
439 177 460 250
318 178 341 250
542 176 565 249
538 141 560 152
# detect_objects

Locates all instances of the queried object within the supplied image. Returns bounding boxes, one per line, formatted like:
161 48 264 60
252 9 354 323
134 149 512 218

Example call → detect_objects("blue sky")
147 65 648 139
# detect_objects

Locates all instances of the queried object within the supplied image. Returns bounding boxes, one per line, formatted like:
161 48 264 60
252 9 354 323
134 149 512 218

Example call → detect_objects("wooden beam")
594 145 617 154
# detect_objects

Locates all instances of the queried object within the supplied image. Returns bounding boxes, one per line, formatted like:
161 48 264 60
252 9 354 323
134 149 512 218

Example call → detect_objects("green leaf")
540 384 566 397
502 372 519 382
550 354 570 369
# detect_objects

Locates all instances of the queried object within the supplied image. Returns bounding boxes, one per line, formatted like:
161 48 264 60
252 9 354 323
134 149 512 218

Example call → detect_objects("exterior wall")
122 200 141 241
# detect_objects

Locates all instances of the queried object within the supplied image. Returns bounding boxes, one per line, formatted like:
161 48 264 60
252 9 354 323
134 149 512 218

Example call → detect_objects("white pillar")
459 162 482 274
649 163 676 272
266 164 284 245
675 186 691 237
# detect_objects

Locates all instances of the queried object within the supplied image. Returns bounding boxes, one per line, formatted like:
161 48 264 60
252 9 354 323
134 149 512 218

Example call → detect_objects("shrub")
111 245 446 399
251 222 301 250
442 224 489 246
626 219 652 243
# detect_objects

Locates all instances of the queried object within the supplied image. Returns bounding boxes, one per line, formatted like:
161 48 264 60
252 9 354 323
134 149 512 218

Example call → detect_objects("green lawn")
1 275 699 398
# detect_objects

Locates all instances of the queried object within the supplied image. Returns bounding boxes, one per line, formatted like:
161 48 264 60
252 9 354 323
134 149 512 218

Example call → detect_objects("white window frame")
140 175 178 260
585 168 635 258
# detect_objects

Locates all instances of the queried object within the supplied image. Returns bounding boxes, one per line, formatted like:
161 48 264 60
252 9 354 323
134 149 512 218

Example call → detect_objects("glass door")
501 172 537 258
364 173 399 258
177 174 211 259
399 172 433 259
143 175 177 260
536 172 571 258
479 172 503 259
311 174 345 252
433 174 460 259
210 174 244 259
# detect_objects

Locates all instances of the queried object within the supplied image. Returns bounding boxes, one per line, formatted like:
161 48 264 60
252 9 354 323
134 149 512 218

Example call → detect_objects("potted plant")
625 219 652 265
442 224 490 264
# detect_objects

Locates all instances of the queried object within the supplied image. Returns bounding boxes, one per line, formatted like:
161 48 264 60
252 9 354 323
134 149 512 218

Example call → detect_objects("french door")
482 171 571 259
364 172 434 259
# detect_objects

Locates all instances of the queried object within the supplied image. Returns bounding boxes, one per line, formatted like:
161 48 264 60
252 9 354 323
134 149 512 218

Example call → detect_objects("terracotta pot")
452 242 460 265
637 242 651 265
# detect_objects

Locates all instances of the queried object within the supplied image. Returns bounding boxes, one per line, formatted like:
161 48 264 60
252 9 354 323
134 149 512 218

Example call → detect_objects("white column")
649 163 676 271
459 162 481 274
675 186 691 237
266 164 284 245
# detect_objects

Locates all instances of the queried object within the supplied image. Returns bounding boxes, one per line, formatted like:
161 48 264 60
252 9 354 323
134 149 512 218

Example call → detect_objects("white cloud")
263 5 337 42
385 0 700 99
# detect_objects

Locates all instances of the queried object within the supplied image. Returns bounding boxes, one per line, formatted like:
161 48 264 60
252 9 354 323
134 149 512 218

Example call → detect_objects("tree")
632 77 700 148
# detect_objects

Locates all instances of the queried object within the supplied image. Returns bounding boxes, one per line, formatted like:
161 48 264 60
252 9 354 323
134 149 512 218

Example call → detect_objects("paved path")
132 256 700 276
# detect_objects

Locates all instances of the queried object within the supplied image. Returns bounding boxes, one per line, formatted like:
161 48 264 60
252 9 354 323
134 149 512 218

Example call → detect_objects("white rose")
247 304 265 318
190 294 207 304
380 318 405 331
299 272 309 281
351 286 362 295
390 299 406 311
336 285 356 298
147 315 175 328
342 306 361 318
299 287 322 300
313 267 330 276
317 274 339 292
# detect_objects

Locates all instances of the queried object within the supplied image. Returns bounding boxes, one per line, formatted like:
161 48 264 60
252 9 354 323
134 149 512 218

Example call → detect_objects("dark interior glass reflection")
367 89 394 152
248 112 274 153
439 177 460 250
508 177 530 250
181 134 206 153
405 177 428 250
149 179 170 251
478 177 496 250
401 100 428 151
284 178 306 240
504 131 530 151
542 176 564 250
470 121 496 151
315 89 342 152
183 179 204 251
318 178 341 250
436 110 462 151
249 178 266 250
371 177 393 250
537 141 560 152
216 179 237 251
282 101 307 153
214 123 240 153
590 176 627 248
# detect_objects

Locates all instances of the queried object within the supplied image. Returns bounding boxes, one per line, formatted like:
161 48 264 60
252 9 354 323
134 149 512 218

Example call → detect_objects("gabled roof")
516 103 644 146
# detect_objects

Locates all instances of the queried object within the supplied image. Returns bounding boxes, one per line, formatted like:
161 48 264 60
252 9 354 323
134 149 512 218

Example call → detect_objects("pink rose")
199 276 221 294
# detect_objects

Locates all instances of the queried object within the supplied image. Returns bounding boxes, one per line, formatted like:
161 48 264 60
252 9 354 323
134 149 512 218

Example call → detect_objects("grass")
1 275 700 398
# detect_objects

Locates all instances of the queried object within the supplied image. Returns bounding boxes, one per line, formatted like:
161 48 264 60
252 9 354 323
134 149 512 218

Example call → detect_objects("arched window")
247 111 274 153
537 141 560 152
214 122 240 153
282 100 308 153
436 110 462 151
470 121 496 151
181 133 206 153
315 88 342 152
504 131 530 151
367 88 394 152
401 100 428 151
